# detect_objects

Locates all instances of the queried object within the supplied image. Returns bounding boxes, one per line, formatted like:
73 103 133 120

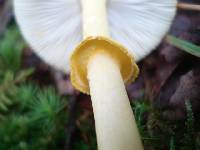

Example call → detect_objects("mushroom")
14 0 183 149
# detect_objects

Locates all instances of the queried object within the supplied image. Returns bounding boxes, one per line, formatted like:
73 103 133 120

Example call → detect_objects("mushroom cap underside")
14 0 177 73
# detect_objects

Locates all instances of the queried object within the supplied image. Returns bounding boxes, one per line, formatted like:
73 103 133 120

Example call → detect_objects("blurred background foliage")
0 26 68 149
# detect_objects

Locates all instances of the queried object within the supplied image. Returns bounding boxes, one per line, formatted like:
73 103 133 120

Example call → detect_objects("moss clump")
0 26 68 149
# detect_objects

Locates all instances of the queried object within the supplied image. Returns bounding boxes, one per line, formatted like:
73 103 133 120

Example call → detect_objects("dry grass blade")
177 3 200 11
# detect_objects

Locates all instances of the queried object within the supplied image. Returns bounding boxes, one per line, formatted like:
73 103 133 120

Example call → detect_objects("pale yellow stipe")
70 0 143 149
81 0 109 38
88 52 143 150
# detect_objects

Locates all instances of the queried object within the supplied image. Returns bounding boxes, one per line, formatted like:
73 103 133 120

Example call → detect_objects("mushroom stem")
177 3 200 11
81 0 143 149
81 0 109 38
87 52 143 150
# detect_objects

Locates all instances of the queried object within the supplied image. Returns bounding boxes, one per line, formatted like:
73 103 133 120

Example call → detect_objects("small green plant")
132 100 151 137
183 100 195 150
0 26 25 72
0 26 68 149
0 86 68 150
0 26 34 117
0 69 34 116
170 137 176 150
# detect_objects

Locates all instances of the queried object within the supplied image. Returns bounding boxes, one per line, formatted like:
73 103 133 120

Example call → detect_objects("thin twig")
177 3 200 11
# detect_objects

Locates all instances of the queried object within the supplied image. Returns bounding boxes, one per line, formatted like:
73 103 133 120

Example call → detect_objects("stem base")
87 52 143 150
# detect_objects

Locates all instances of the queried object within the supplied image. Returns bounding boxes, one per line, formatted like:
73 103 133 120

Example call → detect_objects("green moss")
0 26 68 149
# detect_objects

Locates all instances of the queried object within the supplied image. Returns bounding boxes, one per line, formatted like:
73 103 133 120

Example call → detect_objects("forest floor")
0 0 200 149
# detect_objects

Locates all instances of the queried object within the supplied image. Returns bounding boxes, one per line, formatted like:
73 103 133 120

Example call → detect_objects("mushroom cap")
14 0 177 73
